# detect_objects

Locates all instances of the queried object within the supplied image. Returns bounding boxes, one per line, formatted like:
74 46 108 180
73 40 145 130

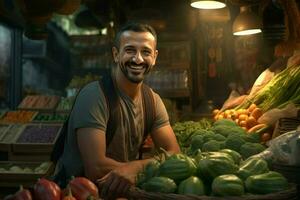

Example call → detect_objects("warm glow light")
233 29 262 36
190 1 226 9
232 6 262 36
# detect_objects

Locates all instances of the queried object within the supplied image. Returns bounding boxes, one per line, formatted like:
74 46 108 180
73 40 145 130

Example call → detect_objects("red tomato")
63 187 77 200
69 177 99 200
34 178 61 200
14 185 33 200
261 132 272 143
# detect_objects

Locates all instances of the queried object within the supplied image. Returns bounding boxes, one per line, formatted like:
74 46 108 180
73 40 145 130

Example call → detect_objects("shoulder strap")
138 83 155 159
98 74 120 147
141 84 156 140
51 88 84 163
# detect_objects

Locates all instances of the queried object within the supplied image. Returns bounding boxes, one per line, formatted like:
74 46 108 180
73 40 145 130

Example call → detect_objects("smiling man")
53 22 180 199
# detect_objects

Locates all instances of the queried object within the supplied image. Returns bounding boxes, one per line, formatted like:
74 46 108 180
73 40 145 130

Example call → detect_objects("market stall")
1 0 300 199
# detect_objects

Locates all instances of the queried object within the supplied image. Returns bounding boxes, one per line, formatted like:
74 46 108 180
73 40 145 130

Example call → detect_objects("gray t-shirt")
57 80 169 179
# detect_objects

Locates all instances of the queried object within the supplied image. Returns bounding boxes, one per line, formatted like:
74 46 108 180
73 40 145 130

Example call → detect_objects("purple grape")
16 125 61 143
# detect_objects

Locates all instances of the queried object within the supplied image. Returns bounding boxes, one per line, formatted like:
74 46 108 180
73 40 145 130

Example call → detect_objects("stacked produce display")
132 117 297 199
131 66 300 199
134 151 294 198
0 94 74 187
172 119 268 159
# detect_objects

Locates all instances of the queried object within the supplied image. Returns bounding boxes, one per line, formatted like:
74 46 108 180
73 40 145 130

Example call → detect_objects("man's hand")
97 161 142 200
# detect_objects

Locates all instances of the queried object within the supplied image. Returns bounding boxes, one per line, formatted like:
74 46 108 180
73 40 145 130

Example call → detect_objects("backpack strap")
98 74 120 147
141 84 155 139
51 88 84 163
139 84 156 159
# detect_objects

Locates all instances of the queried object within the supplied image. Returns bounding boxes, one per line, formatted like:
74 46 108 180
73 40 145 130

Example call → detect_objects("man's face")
112 31 158 84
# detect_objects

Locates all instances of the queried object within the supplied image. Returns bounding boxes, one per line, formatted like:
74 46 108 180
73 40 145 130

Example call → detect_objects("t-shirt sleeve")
71 81 109 132
151 91 170 131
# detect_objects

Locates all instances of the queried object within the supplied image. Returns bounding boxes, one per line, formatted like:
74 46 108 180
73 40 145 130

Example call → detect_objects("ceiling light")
190 0 226 9
233 6 262 36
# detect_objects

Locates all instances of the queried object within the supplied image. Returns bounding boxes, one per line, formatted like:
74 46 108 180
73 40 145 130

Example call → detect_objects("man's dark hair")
113 21 157 48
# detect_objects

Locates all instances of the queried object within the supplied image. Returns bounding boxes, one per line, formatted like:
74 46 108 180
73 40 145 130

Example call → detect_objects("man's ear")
112 46 119 63
153 49 158 65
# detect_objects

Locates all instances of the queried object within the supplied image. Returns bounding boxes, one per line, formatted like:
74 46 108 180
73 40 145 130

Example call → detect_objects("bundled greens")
172 118 213 147
237 66 300 112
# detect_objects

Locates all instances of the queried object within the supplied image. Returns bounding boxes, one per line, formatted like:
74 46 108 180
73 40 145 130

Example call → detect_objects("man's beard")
119 61 152 84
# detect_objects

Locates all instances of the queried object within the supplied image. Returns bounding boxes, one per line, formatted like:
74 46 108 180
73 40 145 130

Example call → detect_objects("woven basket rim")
128 183 298 200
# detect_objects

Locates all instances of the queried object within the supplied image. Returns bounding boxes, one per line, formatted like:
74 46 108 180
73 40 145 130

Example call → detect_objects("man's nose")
132 52 144 64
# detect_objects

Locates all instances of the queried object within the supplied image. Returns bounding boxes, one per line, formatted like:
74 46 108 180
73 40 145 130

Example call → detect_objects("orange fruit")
238 114 248 121
251 108 263 120
212 109 220 116
248 103 257 113
246 116 258 129
239 120 247 127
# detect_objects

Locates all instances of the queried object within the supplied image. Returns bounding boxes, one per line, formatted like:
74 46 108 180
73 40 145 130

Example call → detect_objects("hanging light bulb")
233 6 262 36
190 0 226 9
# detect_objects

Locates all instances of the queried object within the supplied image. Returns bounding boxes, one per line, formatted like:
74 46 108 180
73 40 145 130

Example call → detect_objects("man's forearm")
87 149 177 182
85 156 125 181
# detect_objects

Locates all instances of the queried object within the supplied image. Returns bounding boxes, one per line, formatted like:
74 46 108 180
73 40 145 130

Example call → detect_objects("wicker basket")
128 185 298 200
277 117 300 134
272 116 300 139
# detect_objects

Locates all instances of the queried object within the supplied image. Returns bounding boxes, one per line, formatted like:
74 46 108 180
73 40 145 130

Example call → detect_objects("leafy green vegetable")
211 125 246 137
202 140 222 152
225 135 246 152
240 142 266 159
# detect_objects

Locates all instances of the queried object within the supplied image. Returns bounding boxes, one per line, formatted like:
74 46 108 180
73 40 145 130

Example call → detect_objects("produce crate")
0 124 10 143
12 124 62 154
0 124 25 152
0 109 7 119
55 96 75 112
273 116 300 138
0 161 54 187
128 185 298 200
18 95 61 111
32 112 68 123
0 110 38 123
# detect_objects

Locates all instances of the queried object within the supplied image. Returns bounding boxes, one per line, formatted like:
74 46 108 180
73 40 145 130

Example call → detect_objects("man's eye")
143 51 152 55
126 49 135 53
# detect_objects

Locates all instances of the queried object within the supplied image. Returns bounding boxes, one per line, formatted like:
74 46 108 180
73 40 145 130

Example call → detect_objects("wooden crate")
0 111 38 124
8 151 52 162
0 124 24 152
32 111 68 124
18 95 61 111
273 116 300 139
0 161 54 187
0 110 7 119
12 124 62 154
